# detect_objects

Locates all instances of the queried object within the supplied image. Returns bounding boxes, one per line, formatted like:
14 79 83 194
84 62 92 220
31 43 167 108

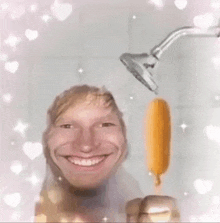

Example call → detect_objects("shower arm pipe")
150 26 220 61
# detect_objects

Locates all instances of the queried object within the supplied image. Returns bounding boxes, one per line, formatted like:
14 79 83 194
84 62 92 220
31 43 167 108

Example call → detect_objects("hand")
125 195 180 222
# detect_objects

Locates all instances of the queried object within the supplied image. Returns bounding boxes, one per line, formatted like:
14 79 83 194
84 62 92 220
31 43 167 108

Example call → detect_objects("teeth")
67 156 105 166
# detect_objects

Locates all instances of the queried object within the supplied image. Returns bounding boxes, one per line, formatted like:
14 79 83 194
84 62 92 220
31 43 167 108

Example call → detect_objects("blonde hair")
46 85 125 131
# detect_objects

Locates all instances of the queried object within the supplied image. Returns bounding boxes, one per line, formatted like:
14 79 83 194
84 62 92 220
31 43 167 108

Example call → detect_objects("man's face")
47 101 127 189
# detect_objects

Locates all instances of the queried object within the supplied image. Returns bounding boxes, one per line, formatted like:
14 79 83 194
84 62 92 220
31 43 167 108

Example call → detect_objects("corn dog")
145 98 171 187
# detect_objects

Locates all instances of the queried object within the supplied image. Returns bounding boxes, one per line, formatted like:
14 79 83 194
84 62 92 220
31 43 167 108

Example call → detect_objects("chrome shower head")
120 53 158 94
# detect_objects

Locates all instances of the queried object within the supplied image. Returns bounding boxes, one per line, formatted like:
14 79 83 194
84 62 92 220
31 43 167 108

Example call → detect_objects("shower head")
120 53 158 94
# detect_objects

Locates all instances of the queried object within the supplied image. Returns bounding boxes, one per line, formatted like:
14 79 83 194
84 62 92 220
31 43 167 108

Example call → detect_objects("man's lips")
61 154 111 167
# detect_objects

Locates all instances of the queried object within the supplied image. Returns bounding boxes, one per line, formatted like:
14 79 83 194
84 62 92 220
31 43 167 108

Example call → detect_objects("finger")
138 195 180 222
125 198 142 222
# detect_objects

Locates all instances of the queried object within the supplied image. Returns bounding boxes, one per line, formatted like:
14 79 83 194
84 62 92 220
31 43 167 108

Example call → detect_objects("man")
35 85 180 222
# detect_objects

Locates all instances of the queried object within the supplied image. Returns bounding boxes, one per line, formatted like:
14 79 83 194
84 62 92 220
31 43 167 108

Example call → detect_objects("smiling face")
47 101 127 189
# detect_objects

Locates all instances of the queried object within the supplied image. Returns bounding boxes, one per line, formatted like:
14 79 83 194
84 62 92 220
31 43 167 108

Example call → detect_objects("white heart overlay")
25 29 39 41
194 179 213 194
51 2 73 21
5 61 19 73
4 193 21 207
23 142 43 160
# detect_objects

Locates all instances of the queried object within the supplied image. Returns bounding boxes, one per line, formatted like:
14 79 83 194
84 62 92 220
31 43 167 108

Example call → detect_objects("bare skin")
47 102 127 190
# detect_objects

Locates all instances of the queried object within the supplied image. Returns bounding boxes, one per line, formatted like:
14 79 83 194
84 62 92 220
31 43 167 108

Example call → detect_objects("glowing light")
211 0 220 9
10 5 25 20
11 211 21 221
102 216 108 222
3 193 21 208
72 216 84 223
58 176 62 181
193 13 214 29
194 179 213 194
2 93 13 103
0 53 8 61
10 160 23 175
215 95 220 100
30 4 38 12
41 14 52 22
4 35 21 48
26 173 40 186
132 15 136 19
149 172 152 176
148 0 164 9
13 120 29 137
25 29 39 41
5 61 19 73
0 3 9 11
22 142 43 160
204 125 220 144
184 192 188 196
78 68 83 73
174 0 187 10
211 57 220 69
180 122 188 132
130 96 134 100
51 1 73 21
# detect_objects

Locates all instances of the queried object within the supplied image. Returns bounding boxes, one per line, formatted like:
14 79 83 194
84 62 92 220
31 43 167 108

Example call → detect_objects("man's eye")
60 124 72 129
101 123 115 127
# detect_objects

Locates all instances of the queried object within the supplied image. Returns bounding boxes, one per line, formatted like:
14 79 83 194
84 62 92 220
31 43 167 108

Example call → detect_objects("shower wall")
1 0 220 221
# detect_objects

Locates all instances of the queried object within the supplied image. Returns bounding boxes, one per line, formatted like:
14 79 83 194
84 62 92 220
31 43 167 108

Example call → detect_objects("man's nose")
78 128 96 153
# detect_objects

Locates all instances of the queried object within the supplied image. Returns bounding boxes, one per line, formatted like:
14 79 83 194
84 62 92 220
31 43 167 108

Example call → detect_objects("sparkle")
149 172 152 176
2 93 13 103
26 173 40 186
78 68 83 73
102 216 108 222
215 95 220 100
41 14 52 23
4 35 21 48
130 96 134 100
13 120 29 137
58 176 62 181
184 192 188 196
132 15 136 19
180 123 188 132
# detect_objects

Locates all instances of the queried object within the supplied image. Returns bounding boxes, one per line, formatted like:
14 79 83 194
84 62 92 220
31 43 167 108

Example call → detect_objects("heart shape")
22 142 43 160
4 193 21 207
4 61 19 73
194 179 213 194
51 2 72 21
204 125 220 144
193 13 214 29
10 160 23 174
174 0 187 10
25 29 39 41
